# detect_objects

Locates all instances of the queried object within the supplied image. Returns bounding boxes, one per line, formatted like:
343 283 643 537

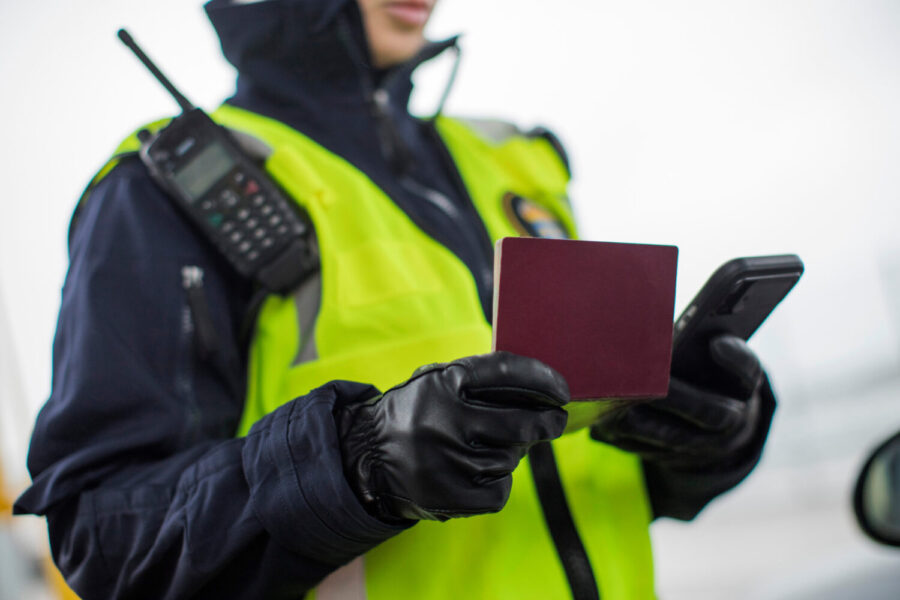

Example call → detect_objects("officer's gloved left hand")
590 335 776 518
334 352 570 523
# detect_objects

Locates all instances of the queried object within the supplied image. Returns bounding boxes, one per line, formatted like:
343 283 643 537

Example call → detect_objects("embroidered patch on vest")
503 192 570 239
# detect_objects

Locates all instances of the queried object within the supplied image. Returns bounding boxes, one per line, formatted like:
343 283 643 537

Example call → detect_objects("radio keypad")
195 167 311 271
221 189 240 208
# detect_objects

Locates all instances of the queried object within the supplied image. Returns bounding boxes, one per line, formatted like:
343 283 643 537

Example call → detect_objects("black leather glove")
591 336 763 468
334 352 570 522
591 333 774 473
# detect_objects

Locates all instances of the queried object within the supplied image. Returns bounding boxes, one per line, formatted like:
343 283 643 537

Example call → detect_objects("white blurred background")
2 1 899 598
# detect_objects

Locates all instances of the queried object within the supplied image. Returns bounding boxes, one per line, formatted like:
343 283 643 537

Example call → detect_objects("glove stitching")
463 386 563 408
357 407 385 505
373 490 502 518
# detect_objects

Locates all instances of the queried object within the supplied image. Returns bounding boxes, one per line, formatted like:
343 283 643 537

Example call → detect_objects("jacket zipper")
181 266 218 359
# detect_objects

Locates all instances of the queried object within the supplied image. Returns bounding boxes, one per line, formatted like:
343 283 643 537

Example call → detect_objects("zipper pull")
182 266 218 359
373 88 390 113
372 88 413 174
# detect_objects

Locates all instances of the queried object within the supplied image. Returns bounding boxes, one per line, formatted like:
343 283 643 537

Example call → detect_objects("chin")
375 42 424 67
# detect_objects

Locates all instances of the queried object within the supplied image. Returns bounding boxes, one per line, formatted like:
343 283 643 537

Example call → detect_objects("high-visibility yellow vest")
96 104 656 599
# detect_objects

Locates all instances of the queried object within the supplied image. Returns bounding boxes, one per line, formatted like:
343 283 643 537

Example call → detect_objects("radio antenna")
117 28 195 113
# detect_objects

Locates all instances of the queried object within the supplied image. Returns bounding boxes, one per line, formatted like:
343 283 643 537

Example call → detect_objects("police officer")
15 1 775 598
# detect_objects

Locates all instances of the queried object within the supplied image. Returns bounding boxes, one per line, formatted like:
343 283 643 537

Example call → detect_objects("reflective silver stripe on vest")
291 271 322 366
227 128 274 161
456 117 523 145
317 556 366 600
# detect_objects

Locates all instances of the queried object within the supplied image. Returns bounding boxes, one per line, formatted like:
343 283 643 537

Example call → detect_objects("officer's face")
357 0 437 68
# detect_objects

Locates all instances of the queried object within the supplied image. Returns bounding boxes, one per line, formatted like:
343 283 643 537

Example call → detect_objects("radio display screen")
173 142 235 200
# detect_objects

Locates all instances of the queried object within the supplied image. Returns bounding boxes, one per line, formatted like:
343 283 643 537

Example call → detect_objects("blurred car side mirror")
854 431 900 547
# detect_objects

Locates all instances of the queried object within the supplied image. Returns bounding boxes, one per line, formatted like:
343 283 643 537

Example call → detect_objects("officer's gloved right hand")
590 335 768 471
334 352 570 523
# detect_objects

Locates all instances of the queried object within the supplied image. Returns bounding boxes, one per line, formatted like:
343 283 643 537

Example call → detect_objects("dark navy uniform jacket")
15 1 773 598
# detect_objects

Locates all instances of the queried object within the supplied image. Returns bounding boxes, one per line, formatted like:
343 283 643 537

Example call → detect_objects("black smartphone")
671 254 804 383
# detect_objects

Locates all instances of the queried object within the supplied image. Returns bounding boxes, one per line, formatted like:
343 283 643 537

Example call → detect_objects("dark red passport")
492 237 678 400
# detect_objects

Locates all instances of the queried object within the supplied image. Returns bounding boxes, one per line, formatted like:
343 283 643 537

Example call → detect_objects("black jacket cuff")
242 381 410 565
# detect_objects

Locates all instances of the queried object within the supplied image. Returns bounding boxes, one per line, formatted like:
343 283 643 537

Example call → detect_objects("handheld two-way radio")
117 29 317 294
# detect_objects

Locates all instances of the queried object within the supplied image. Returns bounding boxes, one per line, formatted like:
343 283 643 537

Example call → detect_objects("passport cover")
492 237 678 400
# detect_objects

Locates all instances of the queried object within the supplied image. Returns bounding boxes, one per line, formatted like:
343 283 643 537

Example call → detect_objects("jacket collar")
204 0 458 116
